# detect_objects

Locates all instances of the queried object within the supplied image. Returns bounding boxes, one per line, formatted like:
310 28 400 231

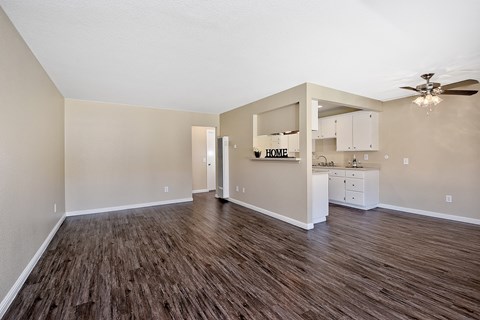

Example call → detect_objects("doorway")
191 126 216 193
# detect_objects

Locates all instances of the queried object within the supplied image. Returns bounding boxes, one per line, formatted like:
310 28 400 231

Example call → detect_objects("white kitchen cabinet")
353 112 379 150
270 135 288 149
328 176 346 202
312 172 329 224
328 169 379 210
320 117 336 138
336 115 353 150
311 100 319 131
312 119 322 139
336 111 379 151
287 133 300 153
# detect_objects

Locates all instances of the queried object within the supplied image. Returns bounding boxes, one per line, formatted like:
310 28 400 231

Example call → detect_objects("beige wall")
0 8 65 304
367 87 480 219
191 126 215 191
65 99 218 212
220 84 310 224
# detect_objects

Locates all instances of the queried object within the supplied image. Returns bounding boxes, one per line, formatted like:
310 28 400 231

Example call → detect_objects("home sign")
265 148 288 158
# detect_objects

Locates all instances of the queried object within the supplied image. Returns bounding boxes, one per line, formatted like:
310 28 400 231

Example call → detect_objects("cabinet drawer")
346 191 364 206
328 169 345 177
346 170 364 178
346 178 364 192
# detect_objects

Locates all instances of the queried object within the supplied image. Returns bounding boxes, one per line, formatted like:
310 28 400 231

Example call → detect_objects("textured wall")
65 99 219 212
368 88 480 219
0 7 65 304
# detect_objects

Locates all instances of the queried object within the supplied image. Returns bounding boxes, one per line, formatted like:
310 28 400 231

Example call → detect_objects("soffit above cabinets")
317 100 359 118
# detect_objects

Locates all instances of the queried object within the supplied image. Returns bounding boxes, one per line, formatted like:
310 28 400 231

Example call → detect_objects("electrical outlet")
446 195 452 203
164 186 169 193
236 186 239 192
403 158 409 165
242 187 245 193
363 154 368 161
54 203 57 213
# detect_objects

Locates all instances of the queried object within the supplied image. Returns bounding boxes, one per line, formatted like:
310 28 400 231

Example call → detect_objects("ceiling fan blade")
400 86 419 92
441 90 478 96
441 79 479 90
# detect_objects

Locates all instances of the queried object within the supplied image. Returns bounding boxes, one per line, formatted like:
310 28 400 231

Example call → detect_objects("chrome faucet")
318 155 328 166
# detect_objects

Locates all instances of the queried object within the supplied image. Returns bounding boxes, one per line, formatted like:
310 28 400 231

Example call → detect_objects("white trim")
378 203 480 225
0 214 66 319
228 198 314 230
66 198 193 217
312 216 326 224
192 189 209 194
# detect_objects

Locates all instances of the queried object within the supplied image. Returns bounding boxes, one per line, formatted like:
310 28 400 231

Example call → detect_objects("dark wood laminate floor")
4 193 480 320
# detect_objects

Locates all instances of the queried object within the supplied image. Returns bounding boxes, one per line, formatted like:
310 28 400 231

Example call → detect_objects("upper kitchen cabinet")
313 116 336 139
319 117 336 139
287 133 300 153
311 100 319 131
336 111 379 151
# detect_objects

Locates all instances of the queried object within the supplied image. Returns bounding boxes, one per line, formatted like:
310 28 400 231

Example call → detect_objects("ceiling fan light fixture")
413 94 442 110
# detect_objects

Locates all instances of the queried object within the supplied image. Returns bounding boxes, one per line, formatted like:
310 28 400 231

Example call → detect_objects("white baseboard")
312 216 327 224
66 198 193 217
378 203 480 225
228 198 314 230
0 213 66 319
192 189 209 194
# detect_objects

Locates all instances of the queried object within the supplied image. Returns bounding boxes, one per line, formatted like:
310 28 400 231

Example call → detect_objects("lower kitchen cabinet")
328 169 379 210
328 176 346 202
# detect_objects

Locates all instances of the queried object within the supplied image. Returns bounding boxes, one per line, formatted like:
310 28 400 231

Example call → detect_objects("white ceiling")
1 0 480 114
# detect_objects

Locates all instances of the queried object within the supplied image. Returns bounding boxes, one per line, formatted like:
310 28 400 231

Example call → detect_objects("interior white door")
206 129 216 191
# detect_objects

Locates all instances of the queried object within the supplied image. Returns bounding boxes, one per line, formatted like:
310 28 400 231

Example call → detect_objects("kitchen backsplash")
313 139 380 168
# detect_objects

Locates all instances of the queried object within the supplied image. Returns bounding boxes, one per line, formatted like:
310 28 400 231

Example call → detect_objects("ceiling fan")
400 73 478 110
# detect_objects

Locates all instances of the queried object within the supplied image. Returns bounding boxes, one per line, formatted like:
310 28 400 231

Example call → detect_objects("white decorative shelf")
250 158 301 162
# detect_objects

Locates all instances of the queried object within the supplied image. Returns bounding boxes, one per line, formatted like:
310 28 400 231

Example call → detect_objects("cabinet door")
346 191 364 206
313 118 321 139
287 133 300 152
346 178 364 192
321 117 336 138
353 112 372 150
271 135 288 149
328 176 345 202
336 115 353 151
311 100 319 131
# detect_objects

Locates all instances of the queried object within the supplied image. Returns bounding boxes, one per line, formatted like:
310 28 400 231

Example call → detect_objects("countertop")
312 170 329 174
312 166 379 171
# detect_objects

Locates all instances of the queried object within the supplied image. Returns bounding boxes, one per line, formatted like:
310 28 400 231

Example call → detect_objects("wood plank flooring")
4 192 480 319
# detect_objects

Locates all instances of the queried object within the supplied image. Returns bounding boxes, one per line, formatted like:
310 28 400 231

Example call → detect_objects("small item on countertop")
352 154 357 168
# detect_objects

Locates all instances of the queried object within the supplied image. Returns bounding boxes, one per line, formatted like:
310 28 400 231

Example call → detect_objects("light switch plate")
403 158 409 165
